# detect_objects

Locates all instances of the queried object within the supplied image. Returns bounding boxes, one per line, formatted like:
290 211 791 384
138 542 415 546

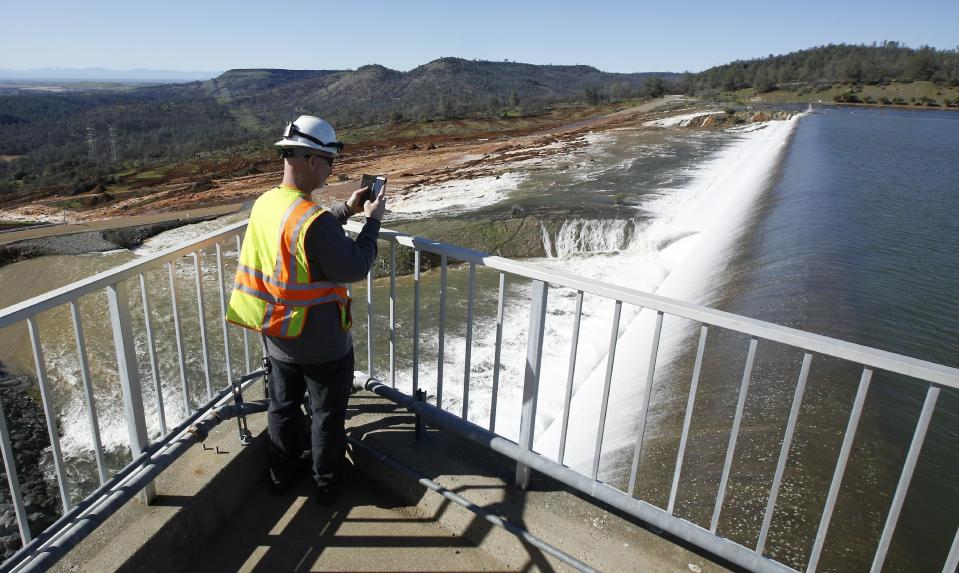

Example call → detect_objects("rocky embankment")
0 367 60 560
0 217 217 267
695 110 797 128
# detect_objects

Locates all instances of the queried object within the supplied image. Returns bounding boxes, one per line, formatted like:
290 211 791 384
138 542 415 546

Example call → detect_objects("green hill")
684 42 959 94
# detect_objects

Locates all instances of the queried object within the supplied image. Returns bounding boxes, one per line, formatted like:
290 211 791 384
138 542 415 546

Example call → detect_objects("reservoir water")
0 106 956 571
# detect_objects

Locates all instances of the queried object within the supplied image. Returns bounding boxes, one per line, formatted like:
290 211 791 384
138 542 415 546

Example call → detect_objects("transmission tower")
86 127 98 162
108 126 118 163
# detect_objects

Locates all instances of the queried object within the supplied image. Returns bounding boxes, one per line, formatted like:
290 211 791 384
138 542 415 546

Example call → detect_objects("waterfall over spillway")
533 114 805 477
541 219 637 258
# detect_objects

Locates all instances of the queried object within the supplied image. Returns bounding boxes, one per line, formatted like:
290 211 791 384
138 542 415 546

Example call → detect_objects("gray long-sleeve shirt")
265 201 380 364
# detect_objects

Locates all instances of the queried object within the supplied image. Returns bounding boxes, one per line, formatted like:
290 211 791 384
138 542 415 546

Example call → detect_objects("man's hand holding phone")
364 176 387 221
349 174 387 220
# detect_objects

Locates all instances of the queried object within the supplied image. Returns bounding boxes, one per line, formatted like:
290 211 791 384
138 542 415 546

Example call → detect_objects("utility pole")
86 127 98 162
108 126 118 163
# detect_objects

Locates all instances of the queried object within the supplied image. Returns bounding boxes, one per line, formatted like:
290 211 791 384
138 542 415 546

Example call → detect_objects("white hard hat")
275 115 343 157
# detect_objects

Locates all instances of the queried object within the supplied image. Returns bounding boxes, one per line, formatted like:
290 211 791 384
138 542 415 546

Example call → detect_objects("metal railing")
0 217 956 573
0 220 250 564
343 221 959 573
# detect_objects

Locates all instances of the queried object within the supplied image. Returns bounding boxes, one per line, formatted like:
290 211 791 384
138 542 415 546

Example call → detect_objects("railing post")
516 280 548 490
106 280 156 503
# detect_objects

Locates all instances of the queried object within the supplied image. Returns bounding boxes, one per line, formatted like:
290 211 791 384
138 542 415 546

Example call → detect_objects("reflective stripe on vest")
226 186 352 338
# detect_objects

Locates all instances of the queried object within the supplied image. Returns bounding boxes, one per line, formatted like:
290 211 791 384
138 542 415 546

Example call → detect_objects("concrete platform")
49 387 735 573
343 391 734 573
49 392 514 573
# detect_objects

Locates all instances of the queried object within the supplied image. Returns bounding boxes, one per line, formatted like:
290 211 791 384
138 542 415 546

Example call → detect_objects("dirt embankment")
0 98 799 262
0 99 679 226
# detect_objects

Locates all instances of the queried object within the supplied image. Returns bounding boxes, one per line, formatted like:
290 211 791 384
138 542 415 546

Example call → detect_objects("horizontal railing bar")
2 218 953 390
354 223 959 389
0 220 247 330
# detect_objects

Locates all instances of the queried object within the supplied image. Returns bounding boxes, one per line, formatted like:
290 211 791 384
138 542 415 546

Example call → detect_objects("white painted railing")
0 217 955 573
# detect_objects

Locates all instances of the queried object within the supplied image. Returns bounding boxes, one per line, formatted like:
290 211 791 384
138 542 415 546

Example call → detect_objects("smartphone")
371 176 387 200
359 174 386 205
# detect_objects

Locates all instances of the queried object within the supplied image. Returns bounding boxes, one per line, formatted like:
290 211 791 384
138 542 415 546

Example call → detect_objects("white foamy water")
383 116 804 460
388 172 526 217
44 217 247 462
132 212 247 257
546 219 635 258
644 110 724 128
535 115 804 475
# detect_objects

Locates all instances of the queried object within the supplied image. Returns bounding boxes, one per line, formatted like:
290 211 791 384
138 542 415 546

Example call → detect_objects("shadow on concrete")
184 470 513 572
105 389 736 572
345 395 565 572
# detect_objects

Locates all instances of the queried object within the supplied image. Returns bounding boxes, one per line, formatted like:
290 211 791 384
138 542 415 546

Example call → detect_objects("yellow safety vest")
226 185 352 338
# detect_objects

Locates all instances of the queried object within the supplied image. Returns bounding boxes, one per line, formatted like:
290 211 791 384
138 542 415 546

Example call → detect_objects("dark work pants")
266 349 354 488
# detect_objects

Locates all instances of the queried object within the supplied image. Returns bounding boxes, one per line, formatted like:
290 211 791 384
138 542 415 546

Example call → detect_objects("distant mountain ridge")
0 68 219 82
0 56 675 196
191 58 676 126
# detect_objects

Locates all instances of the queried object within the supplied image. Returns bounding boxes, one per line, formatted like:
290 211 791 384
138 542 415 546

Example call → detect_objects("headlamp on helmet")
275 115 343 156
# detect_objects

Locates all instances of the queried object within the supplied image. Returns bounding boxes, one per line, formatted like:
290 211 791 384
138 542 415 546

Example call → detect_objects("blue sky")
2 0 956 73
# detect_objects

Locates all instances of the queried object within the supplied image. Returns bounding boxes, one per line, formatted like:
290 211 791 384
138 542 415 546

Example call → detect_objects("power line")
108 126 118 163
86 127 97 162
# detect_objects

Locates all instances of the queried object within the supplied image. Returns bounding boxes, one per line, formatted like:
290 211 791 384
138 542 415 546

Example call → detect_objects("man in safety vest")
226 115 386 504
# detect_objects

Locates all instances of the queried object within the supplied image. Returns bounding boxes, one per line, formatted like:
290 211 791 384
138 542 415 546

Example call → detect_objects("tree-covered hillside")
0 58 672 198
3 44 958 200
683 42 959 94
